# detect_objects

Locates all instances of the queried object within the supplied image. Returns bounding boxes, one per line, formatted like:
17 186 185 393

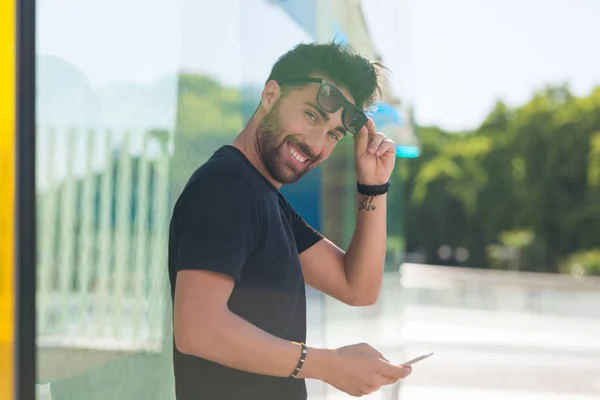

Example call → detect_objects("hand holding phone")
400 352 434 367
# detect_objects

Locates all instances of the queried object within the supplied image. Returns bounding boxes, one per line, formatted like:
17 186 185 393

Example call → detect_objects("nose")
307 110 344 155
304 129 327 157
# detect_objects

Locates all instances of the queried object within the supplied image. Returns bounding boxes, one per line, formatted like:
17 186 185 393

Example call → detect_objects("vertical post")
0 1 16 399
15 0 37 398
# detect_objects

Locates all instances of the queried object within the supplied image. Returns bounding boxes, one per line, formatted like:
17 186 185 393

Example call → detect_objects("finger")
377 374 400 386
354 118 375 156
375 138 396 157
374 352 389 363
359 343 389 362
378 361 412 380
367 132 387 155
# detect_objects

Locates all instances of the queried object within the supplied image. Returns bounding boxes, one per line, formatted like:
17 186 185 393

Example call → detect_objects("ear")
261 80 282 112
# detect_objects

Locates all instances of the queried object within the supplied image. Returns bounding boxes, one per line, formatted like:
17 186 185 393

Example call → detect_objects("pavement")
36 299 600 399
307 304 600 399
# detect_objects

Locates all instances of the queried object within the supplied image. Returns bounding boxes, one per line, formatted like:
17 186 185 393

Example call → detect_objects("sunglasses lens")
318 83 346 112
318 82 367 134
344 108 367 134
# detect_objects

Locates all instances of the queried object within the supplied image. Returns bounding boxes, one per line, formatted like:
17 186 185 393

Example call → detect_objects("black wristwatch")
356 179 390 196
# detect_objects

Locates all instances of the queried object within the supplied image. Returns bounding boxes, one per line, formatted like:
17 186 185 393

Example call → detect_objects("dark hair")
266 41 388 110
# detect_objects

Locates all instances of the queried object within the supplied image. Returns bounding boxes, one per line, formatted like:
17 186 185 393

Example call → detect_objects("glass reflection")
36 1 327 399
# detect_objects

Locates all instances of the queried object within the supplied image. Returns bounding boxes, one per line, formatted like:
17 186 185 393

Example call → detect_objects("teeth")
290 147 307 163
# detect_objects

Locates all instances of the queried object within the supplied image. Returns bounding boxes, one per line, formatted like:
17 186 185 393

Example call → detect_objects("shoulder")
171 170 263 250
171 147 273 232
175 169 259 225
182 146 267 200
185 168 255 200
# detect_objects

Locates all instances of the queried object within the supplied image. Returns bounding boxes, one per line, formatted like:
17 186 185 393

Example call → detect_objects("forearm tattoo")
358 195 376 211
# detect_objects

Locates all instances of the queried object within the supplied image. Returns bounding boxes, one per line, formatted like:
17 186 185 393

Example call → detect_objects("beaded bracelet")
290 342 308 378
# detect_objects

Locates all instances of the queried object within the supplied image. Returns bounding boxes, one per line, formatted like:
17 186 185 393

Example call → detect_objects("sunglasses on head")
276 77 368 135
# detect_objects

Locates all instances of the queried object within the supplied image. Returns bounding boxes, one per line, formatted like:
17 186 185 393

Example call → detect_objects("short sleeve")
174 175 259 282
290 208 324 254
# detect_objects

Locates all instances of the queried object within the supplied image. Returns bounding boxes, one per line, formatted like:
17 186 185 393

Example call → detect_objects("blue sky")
37 0 600 131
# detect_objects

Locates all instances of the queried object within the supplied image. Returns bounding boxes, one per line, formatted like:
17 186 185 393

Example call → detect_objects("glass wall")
34 0 373 399
34 1 416 398
36 0 180 398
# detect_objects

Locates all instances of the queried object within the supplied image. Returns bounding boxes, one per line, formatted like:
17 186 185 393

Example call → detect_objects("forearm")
176 309 331 379
343 193 387 303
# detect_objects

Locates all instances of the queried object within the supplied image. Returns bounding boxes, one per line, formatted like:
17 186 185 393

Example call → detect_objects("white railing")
398 263 600 318
36 127 171 352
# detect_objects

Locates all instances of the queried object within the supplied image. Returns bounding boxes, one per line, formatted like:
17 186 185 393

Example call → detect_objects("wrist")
357 179 390 196
356 178 389 186
297 347 336 381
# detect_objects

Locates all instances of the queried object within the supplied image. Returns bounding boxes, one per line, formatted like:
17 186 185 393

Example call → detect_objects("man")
168 42 412 400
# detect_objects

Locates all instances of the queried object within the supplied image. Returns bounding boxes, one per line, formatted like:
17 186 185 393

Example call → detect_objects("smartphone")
400 352 434 366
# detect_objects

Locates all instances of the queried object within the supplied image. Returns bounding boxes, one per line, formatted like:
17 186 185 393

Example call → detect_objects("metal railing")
36 127 170 352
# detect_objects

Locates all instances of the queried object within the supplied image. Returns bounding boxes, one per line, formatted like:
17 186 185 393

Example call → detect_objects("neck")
231 114 282 190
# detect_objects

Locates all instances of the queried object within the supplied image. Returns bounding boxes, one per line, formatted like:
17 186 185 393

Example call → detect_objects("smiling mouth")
287 142 310 164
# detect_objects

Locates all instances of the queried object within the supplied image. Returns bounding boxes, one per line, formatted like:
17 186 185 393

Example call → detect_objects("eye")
328 131 341 141
305 111 317 123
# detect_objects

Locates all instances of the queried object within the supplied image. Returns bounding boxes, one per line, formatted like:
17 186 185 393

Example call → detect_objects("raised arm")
300 119 396 306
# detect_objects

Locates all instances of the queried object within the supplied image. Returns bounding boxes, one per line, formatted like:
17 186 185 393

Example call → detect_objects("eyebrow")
306 102 347 137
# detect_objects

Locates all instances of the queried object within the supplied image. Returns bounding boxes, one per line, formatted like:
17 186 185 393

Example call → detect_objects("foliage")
165 73 600 275
559 249 600 277
401 84 600 273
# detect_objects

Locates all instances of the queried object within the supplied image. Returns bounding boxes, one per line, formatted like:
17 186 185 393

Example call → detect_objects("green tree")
401 84 600 273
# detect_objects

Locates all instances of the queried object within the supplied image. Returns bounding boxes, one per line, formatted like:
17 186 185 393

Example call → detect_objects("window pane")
35 1 328 399
36 0 181 398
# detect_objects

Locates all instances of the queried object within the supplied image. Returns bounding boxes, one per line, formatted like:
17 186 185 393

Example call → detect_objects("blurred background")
27 0 600 399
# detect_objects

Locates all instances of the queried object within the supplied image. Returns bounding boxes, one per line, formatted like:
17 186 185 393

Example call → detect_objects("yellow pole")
0 0 16 398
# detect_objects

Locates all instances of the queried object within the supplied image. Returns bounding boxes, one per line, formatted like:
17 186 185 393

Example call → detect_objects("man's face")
255 80 355 185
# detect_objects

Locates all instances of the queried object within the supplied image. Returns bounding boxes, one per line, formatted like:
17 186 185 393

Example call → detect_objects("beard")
255 102 318 185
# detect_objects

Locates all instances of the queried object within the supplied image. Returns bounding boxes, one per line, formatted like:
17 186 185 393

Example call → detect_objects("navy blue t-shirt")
168 145 323 400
